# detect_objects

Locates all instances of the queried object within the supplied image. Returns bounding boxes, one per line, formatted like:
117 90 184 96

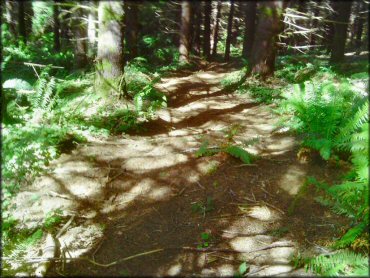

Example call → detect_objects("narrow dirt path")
15 64 348 276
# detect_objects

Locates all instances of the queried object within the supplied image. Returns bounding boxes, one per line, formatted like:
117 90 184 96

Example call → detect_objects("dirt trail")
14 63 348 276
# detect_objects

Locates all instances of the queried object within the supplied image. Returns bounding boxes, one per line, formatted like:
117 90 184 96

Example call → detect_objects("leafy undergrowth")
195 124 257 164
1 48 173 275
224 53 369 276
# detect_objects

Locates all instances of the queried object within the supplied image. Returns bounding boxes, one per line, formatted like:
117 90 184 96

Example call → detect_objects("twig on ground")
92 237 105 262
196 181 205 190
56 215 75 238
177 186 187 196
259 184 273 196
261 201 285 215
48 191 72 200
233 164 257 167
251 190 256 202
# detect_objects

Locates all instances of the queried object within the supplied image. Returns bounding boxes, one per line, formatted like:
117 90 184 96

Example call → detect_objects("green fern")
31 75 59 118
195 142 254 164
335 101 369 149
195 141 220 157
334 223 368 249
306 249 369 276
279 81 363 160
225 145 254 164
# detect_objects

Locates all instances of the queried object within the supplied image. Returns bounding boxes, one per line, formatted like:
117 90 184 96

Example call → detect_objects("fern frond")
335 101 369 149
42 77 56 111
334 223 367 248
306 249 369 276
225 146 253 164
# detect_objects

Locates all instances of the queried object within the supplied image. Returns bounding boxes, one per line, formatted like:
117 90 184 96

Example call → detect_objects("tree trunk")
74 7 88 69
309 3 320 46
60 4 72 50
53 1 61 52
242 1 257 59
5 1 18 38
354 1 365 52
96 1 126 97
203 1 212 59
224 1 235 62
248 1 285 79
211 1 222 57
179 1 192 63
124 1 139 62
192 2 202 56
24 2 33 40
324 1 337 53
330 1 352 64
18 1 26 43
87 1 98 59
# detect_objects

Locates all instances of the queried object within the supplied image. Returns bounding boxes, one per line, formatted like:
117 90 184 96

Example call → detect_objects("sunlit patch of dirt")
10 63 350 276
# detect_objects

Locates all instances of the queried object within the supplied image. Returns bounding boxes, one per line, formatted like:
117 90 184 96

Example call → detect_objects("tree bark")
324 0 337 53
179 1 192 63
224 1 235 62
330 1 353 64
5 1 18 38
60 4 72 50
87 1 98 58
309 2 320 46
193 2 202 56
203 1 212 59
124 1 139 61
242 1 257 59
96 1 126 97
74 7 88 69
53 1 61 52
248 1 285 79
211 1 222 57
354 1 365 52
18 1 26 43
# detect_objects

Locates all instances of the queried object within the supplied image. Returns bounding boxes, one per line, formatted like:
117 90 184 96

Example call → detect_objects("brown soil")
12 63 350 277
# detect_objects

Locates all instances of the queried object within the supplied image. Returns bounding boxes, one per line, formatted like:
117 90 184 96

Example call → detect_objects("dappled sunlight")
58 223 104 259
279 165 306 195
247 205 281 221
194 71 227 82
255 265 294 276
124 154 188 171
6 59 355 277
166 263 182 276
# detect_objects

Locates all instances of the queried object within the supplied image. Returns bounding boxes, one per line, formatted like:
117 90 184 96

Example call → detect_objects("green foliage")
43 209 63 230
278 79 364 160
195 129 255 165
197 232 212 249
2 227 44 275
31 2 53 36
248 86 281 104
225 146 253 164
220 69 246 89
270 226 289 237
306 250 369 276
134 84 167 116
237 262 249 276
88 108 140 134
191 197 215 216
195 141 220 158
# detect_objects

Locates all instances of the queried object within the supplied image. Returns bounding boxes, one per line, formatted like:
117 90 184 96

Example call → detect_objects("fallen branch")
24 62 64 69
56 215 75 238
5 242 295 270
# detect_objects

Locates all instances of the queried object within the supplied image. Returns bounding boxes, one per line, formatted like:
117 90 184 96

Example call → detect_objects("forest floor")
13 63 350 276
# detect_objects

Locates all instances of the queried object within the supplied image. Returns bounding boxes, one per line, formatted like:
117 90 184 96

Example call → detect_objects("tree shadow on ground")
13 63 350 277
